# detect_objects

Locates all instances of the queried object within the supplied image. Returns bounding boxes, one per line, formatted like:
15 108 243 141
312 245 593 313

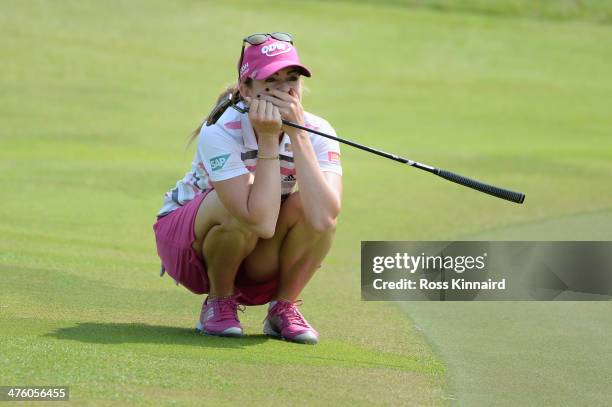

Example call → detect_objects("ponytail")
186 83 241 148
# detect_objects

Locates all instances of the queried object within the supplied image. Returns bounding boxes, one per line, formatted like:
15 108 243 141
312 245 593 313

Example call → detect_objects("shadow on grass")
45 322 269 348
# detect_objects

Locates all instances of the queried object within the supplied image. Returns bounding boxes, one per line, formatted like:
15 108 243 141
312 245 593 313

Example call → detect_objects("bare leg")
192 190 259 298
243 192 336 302
276 216 335 302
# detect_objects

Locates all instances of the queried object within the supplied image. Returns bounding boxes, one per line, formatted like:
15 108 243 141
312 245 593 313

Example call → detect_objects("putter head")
205 91 245 126
231 104 249 114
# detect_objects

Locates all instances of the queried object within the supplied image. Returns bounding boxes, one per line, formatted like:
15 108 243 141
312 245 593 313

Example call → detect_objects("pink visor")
238 38 311 82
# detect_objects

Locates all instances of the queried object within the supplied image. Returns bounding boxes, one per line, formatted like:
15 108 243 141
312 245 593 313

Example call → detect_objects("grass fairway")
2 0 611 405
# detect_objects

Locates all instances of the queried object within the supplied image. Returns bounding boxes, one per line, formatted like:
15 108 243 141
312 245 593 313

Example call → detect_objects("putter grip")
437 169 525 204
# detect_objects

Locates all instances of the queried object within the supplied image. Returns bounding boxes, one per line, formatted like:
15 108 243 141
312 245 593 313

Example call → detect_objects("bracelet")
257 154 279 160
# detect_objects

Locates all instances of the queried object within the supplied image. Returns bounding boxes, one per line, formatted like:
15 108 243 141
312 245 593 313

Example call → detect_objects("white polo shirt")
158 102 342 216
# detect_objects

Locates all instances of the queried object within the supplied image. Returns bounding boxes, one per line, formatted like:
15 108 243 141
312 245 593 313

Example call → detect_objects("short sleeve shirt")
158 103 342 216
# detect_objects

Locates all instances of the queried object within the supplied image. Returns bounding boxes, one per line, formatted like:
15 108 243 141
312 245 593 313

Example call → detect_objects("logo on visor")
261 42 292 57
240 62 249 75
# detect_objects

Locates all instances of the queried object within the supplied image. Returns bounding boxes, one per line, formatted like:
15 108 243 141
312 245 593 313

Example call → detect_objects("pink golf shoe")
263 300 319 344
196 294 244 337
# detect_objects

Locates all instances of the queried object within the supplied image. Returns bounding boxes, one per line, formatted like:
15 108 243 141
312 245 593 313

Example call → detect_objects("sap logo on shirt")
210 154 231 171
261 42 292 57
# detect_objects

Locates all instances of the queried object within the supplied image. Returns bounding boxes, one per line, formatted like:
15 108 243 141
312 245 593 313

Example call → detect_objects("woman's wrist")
287 129 308 141
258 136 278 150
287 130 310 150
257 139 279 162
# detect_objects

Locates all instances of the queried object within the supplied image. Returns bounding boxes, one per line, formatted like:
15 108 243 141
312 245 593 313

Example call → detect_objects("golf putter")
207 96 525 204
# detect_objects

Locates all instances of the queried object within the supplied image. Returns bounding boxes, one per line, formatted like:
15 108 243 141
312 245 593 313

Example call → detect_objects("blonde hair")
186 83 238 148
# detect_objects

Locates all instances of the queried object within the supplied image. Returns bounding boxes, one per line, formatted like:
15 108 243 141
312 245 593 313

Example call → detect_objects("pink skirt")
153 190 278 306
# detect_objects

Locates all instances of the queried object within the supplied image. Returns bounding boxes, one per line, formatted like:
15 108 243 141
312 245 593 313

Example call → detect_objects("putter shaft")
229 104 525 204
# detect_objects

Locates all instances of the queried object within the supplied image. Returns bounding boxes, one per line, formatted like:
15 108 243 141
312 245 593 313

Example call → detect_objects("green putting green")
400 212 612 405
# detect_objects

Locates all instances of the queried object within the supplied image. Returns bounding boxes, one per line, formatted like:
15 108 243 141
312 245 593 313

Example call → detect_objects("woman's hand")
245 97 282 140
259 89 305 136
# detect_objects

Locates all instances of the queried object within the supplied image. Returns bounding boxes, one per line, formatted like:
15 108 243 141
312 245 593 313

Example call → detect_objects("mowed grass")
1 0 612 405
0 1 448 405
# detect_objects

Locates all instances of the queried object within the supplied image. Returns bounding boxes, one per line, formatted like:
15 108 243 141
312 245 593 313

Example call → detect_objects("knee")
310 217 337 234
225 216 259 241
216 206 259 243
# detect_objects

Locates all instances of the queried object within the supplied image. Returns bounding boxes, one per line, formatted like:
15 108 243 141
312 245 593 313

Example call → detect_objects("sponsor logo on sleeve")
327 151 341 163
210 154 231 171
